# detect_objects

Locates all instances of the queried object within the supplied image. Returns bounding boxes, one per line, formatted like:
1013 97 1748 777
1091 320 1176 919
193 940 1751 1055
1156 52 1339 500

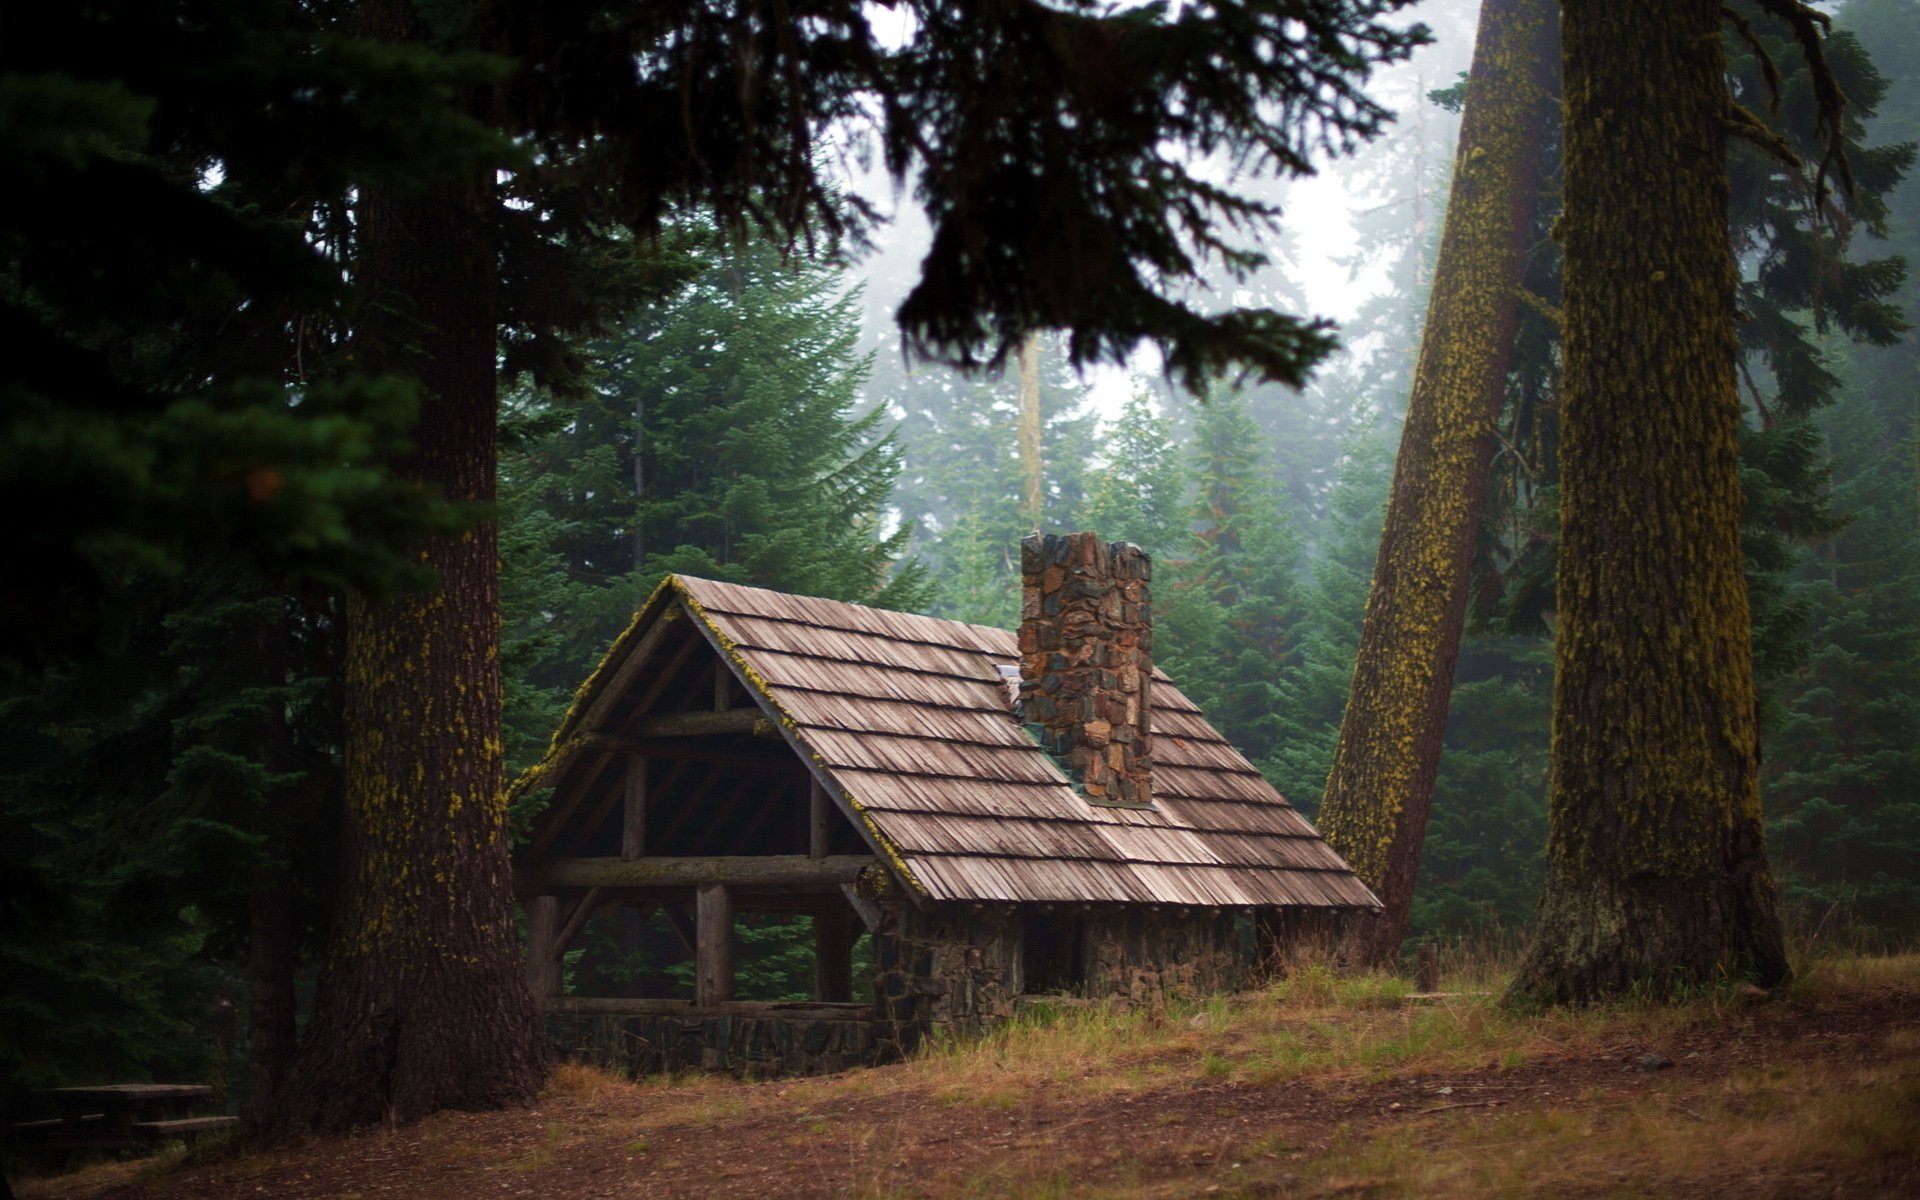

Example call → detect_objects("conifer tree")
1509 0 1818 1003
890 351 1099 627
500 241 930 768
1084 388 1190 560
1267 423 1397 815
1157 391 1306 771
17 0 1431 1125
1314 0 1561 966
1755 0 1920 940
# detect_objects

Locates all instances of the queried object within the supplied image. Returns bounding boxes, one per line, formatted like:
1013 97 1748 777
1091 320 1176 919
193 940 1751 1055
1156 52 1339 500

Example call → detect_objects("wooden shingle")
519 575 1377 912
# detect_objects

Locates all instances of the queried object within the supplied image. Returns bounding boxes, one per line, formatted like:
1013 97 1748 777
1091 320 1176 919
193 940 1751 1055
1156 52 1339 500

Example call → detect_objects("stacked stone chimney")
1018 532 1153 807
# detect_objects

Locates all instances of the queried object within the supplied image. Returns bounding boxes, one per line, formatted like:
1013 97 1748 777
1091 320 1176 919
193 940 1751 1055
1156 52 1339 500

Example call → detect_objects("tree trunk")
1017 333 1043 528
1509 0 1789 1004
1314 0 1560 968
271 22 549 1121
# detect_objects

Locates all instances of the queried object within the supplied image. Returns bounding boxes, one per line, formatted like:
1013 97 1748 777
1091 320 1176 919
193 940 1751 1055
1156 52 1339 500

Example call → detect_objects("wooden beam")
583 736 790 765
840 883 884 932
556 887 604 953
532 855 878 890
695 884 734 1006
621 756 646 859
809 777 833 859
524 896 562 999
630 707 776 738
577 607 688 731
714 657 732 710
814 912 854 1002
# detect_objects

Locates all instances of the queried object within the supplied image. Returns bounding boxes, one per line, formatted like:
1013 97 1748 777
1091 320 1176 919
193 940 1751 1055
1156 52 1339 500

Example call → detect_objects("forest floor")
13 951 1920 1200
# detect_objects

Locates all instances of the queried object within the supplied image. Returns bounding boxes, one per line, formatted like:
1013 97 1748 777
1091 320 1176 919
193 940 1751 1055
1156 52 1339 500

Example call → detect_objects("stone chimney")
1018 532 1153 808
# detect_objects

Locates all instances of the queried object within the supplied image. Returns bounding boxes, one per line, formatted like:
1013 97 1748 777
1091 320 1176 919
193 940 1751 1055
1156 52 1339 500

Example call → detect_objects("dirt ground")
14 973 1920 1200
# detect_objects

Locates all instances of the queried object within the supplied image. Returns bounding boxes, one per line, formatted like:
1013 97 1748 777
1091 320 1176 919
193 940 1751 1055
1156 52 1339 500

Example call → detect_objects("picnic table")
12 1084 236 1153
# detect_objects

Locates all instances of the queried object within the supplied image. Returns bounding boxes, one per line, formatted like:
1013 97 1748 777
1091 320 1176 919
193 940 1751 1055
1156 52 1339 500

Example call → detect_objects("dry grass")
14 937 1918 1200
1290 1033 1920 1198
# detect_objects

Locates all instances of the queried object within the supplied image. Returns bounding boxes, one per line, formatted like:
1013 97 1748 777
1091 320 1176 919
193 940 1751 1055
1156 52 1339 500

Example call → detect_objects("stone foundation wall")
872 903 1253 1045
1083 907 1249 1005
548 1005 885 1079
552 904 1265 1079
873 905 1022 1051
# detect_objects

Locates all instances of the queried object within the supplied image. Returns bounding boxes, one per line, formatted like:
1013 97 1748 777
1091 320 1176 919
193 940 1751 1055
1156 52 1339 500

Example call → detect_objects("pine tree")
1510 0 1797 1003
1314 0 1561 966
18 0 1433 1126
889 350 1100 627
1084 389 1189 560
1409 1 1911 955
1758 0 1920 941
0 571 343 1117
1765 386 1920 938
501 240 930 769
1156 391 1306 771
1266 422 1398 815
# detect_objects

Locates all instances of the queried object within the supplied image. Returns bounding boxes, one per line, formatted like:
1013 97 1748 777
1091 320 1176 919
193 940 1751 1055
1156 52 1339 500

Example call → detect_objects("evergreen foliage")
1759 0 1920 939
887 348 1099 628
1158 391 1306 774
0 0 479 678
1265 423 1398 815
0 573 340 1107
502 240 930 773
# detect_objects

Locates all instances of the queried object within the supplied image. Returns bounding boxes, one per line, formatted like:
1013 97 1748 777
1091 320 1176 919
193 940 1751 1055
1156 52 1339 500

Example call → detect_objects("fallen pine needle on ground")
13 950 1919 1199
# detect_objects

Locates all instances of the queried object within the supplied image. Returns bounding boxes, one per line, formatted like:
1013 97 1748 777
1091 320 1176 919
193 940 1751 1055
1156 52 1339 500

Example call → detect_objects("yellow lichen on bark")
1509 0 1788 1004
1314 0 1560 964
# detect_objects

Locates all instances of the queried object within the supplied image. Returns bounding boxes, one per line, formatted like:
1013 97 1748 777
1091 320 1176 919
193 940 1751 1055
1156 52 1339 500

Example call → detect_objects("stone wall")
552 903 1261 1079
871 903 1252 1044
1018 532 1154 807
548 1004 884 1079
1083 907 1250 1005
873 905 1023 1054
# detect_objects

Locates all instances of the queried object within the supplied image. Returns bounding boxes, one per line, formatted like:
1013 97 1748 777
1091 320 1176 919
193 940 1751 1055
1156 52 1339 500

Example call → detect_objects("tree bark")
1017 333 1043 528
1314 0 1560 968
274 170 549 1130
1509 0 1789 1004
271 5 549 1124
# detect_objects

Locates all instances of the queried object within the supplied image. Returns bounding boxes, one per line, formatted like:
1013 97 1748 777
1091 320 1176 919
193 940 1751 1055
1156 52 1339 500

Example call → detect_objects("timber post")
809 778 832 859
524 895 562 1000
621 756 646 859
695 883 734 1005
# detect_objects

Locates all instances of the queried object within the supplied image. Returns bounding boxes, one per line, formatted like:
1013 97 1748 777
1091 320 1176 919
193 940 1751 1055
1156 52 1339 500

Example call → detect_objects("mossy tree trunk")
271 2 549 1127
1509 0 1790 1004
1315 0 1559 968
274 170 550 1130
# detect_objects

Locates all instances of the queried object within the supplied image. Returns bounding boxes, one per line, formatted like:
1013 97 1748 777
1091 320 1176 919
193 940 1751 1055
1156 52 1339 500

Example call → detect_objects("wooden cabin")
511 532 1377 1077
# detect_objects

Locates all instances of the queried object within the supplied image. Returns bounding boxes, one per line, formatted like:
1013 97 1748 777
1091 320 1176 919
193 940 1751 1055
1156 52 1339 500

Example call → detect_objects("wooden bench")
130 1116 239 1139
10 1085 233 1155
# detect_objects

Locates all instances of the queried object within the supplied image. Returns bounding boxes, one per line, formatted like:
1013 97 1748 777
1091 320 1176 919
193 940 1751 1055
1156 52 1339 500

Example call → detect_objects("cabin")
511 531 1377 1078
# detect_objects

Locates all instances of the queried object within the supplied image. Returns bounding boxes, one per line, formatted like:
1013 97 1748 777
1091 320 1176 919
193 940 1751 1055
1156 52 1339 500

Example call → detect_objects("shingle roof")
518 575 1378 911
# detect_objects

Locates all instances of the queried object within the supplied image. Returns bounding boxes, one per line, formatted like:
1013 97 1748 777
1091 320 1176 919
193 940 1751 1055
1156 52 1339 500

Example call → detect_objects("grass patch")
1282 1032 1920 1198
